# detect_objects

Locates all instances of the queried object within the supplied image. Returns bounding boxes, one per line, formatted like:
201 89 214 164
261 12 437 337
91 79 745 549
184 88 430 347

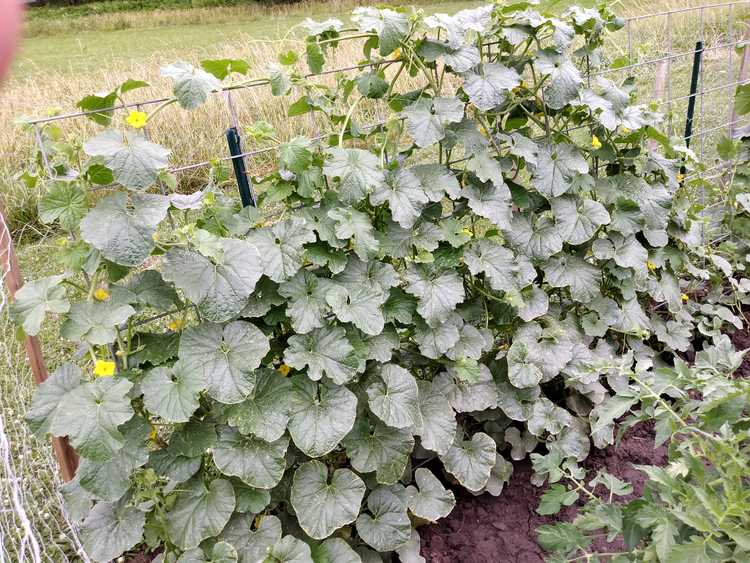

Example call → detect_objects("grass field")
0 0 748 560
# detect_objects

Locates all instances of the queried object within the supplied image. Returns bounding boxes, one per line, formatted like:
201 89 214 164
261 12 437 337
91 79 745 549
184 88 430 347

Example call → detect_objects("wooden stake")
0 203 78 482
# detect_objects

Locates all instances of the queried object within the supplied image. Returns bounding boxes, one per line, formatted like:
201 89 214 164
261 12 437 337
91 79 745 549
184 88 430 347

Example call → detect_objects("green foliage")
18 2 747 561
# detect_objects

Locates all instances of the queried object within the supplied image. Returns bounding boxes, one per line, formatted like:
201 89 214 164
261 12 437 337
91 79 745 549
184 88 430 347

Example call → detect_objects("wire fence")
1 2 749 561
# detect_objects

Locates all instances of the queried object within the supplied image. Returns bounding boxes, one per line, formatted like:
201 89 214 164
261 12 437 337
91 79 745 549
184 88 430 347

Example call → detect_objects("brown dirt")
729 310 750 379
419 422 668 563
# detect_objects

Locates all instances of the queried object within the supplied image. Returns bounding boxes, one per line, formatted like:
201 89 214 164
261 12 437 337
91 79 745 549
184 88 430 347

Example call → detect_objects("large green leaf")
162 239 264 322
311 538 362 563
401 98 464 149
10 274 69 336
291 459 366 539
226 369 292 442
334 257 398 299
404 265 465 326
38 181 87 230
323 148 385 203
246 217 316 283
343 417 414 485
506 214 563 260
440 432 496 492
221 514 282 563
141 360 205 422
161 62 221 109
462 179 513 228
81 500 145 562
265 535 314 562
287 376 357 457
80 192 169 267
25 363 81 436
410 380 457 456
366 364 421 429
433 366 498 412
355 486 411 552
352 7 408 55
60 300 135 345
284 325 360 384
463 63 521 111
464 239 534 292
406 468 455 522
535 49 582 110
326 284 385 336
166 478 236 550
83 129 170 190
278 271 335 333
213 426 289 489
177 542 238 563
413 314 462 359
369 167 429 227
328 207 380 260
543 254 600 302
551 196 610 245
178 321 270 404
49 378 134 461
531 142 589 198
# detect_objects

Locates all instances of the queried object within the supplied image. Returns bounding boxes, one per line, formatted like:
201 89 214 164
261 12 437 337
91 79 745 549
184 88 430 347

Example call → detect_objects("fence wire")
2 2 750 561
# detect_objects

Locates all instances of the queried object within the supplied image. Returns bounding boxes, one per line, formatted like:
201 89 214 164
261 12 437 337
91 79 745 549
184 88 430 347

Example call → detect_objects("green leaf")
162 239 264 322
287 376 357 457
434 365 498 412
269 64 292 96
323 148 385 203
735 83 750 115
343 417 413 485
81 500 145 562
50 377 134 462
201 58 250 80
537 522 591 554
83 129 170 190
284 325 360 384
246 217 316 283
141 360 205 422
221 514 282 563
369 167 428 228
366 364 421 429
226 368 293 442
291 459 366 539
162 62 221 109
213 426 289 489
404 264 465 326
507 341 543 388
463 63 521 111
166 478 235 550
311 538 361 563
26 363 81 436
536 49 582 109
357 71 388 99
278 271 336 333
10 274 69 336
411 164 461 202
407 468 455 522
543 254 600 302
279 137 313 174
551 196 611 245
352 7 408 55
77 90 117 126
178 321 270 404
464 239 533 293
413 314 462 359
355 486 411 551
38 181 87 229
463 179 513 229
537 484 578 515
177 541 239 563
118 269 178 311
440 432 496 492
411 380 457 456
531 142 589 198
401 98 463 148
326 284 385 336
265 535 314 562
61 300 135 345
528 398 573 436
80 192 169 266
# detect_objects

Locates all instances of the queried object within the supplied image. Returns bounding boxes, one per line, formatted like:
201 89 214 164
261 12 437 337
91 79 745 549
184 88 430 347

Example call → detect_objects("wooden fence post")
0 203 78 482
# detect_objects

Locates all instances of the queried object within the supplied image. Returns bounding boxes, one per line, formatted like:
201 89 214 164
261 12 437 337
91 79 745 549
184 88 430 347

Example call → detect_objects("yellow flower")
277 363 291 377
681 293 689 302
168 318 185 331
392 47 402 59
462 228 474 237
591 135 602 150
677 173 685 183
126 110 148 129
621 127 631 134
93 359 116 377
646 260 657 271
149 427 158 442
93 287 110 301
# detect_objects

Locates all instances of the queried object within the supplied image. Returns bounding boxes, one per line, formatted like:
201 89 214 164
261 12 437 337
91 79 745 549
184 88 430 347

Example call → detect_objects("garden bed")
420 422 668 562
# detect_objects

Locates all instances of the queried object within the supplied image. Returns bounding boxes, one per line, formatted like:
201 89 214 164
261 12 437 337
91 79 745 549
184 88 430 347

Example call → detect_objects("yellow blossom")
93 359 116 377
93 287 110 301
591 135 602 150
277 363 291 377
168 318 185 331
392 47 402 59
621 127 631 134
462 228 474 237
126 110 148 129
677 173 685 183
681 293 689 302
149 427 158 442
646 260 657 271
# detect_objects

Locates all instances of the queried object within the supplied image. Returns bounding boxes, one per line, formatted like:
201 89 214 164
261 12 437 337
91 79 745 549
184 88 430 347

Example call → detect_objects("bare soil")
420 422 667 563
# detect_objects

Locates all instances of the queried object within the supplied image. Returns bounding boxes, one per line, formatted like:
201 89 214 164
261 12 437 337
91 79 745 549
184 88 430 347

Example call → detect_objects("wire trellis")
2 2 750 562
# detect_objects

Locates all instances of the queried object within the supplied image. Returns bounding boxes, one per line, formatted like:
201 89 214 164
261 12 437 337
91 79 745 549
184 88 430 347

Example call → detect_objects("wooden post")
0 203 78 482
730 25 750 137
